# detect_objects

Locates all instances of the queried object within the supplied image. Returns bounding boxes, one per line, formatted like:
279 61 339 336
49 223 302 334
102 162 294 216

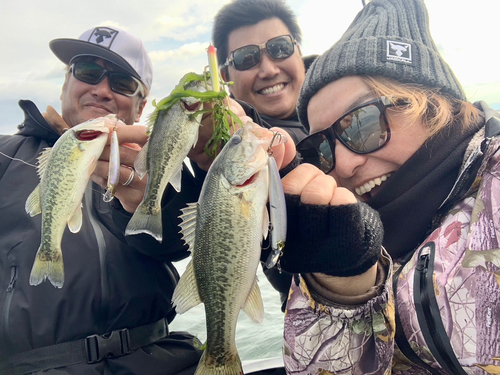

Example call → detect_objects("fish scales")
126 79 204 242
174 122 272 375
26 117 110 287
142 103 199 215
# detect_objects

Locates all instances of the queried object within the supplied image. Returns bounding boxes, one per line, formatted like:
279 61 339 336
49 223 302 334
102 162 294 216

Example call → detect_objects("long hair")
362 76 481 137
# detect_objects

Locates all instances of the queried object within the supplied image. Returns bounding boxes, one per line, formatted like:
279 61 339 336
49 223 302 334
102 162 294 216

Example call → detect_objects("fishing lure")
266 132 287 270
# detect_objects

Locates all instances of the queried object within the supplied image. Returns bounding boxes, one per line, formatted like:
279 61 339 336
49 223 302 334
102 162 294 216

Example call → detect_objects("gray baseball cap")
50 26 153 91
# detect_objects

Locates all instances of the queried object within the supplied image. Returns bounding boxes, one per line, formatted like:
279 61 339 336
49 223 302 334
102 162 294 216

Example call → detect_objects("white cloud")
1 0 499 135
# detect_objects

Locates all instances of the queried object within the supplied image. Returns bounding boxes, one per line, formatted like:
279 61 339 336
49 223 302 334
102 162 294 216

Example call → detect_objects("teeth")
354 173 392 196
260 83 285 95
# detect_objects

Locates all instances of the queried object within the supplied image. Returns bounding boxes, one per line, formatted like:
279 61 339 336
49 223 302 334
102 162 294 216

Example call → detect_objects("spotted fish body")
25 116 111 288
125 80 204 242
173 122 274 375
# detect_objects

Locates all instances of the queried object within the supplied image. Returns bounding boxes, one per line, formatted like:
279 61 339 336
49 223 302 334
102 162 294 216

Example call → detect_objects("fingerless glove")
280 195 383 277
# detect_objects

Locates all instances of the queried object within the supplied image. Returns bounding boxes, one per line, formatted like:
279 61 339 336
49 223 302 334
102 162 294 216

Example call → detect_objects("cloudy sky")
1 0 499 135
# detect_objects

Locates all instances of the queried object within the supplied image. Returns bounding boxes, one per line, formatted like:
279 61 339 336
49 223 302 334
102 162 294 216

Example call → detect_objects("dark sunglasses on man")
221 34 297 71
297 96 409 174
70 61 145 97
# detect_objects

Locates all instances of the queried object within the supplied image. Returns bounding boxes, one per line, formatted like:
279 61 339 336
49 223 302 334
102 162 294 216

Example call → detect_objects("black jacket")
0 100 203 374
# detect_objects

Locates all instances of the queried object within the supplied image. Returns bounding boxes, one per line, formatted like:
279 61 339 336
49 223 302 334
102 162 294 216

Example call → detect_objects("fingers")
113 124 149 147
282 163 356 206
42 106 70 134
91 160 146 213
268 127 296 170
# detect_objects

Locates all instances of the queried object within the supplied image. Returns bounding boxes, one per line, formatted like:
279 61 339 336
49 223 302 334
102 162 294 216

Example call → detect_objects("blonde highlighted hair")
362 76 481 137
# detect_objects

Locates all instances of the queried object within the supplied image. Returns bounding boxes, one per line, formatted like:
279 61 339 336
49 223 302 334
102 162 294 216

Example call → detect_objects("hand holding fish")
187 97 252 171
42 105 70 134
91 124 149 213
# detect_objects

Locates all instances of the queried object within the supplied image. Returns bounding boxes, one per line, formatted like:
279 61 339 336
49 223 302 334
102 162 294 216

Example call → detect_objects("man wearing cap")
0 26 203 374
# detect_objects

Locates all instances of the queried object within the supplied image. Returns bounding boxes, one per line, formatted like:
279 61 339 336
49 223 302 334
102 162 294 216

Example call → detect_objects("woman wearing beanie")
273 0 500 373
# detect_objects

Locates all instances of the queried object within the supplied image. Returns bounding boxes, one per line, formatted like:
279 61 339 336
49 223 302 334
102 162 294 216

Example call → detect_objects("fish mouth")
181 99 202 112
76 130 105 141
237 172 259 188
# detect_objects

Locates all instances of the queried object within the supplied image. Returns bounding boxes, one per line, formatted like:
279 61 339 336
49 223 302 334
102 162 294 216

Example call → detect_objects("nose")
90 75 113 99
257 51 280 79
332 141 367 179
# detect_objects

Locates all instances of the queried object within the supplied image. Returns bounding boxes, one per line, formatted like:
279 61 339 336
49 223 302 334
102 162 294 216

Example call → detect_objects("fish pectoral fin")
134 141 148 179
67 204 83 233
169 166 183 193
242 276 264 323
262 205 269 240
171 259 202 314
25 184 42 216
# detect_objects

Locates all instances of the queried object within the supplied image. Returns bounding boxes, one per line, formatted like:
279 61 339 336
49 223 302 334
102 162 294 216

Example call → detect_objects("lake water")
169 257 285 361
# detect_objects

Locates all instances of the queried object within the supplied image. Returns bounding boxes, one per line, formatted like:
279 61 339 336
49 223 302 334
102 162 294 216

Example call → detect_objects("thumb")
42 106 70 134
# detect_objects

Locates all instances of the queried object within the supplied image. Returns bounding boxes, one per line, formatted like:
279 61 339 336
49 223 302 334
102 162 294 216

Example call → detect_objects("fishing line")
0 151 37 168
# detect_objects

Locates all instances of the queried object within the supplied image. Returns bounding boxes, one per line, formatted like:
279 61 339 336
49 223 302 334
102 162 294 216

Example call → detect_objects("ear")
60 71 70 100
220 67 229 83
135 98 147 123
296 44 303 57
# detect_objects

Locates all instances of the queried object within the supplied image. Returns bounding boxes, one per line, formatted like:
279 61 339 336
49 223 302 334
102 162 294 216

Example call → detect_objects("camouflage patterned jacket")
283 102 500 375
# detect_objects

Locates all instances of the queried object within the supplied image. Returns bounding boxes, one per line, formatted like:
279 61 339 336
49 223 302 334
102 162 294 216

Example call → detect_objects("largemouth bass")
125 76 205 242
25 116 111 288
173 122 282 375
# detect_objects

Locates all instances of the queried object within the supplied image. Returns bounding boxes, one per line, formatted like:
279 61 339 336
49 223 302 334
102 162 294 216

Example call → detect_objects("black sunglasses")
70 61 144 97
221 35 296 71
296 97 401 174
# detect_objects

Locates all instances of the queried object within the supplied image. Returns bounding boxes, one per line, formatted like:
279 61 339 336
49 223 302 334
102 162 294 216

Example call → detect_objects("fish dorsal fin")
262 205 269 240
170 165 183 193
134 140 149 180
178 202 198 253
171 259 202 313
242 276 264 323
25 184 42 217
68 204 83 233
36 147 53 179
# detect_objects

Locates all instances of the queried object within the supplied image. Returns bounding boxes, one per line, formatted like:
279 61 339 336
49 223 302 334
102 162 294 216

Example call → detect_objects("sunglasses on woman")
221 35 296 71
70 61 144 97
296 96 403 174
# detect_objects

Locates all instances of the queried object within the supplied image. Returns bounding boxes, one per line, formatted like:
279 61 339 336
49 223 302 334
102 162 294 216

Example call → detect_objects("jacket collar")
16 100 60 145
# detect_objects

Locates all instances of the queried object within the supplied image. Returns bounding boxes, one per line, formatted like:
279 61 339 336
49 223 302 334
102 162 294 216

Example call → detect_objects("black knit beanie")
297 0 466 131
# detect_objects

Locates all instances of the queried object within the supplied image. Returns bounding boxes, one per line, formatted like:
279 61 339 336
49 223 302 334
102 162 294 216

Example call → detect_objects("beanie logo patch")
385 40 412 65
87 27 119 49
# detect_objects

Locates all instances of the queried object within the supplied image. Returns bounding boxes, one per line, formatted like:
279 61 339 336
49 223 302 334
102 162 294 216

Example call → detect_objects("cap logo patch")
386 40 412 64
87 27 119 48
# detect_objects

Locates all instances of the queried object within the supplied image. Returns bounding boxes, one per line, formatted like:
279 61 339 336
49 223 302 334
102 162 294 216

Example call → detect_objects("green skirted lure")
149 72 242 158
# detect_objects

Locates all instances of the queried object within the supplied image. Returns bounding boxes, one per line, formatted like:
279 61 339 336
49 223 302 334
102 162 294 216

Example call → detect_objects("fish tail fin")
195 351 243 375
29 247 64 288
125 205 163 243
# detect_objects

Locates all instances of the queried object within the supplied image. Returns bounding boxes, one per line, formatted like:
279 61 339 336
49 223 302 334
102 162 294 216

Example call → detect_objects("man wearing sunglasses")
0 26 205 374
212 0 315 145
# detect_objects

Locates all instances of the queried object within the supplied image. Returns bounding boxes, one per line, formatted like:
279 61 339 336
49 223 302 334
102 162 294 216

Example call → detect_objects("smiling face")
223 18 305 120
60 58 146 127
307 76 430 201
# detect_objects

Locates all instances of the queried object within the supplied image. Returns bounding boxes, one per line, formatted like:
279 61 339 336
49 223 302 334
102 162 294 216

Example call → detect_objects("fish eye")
231 135 242 144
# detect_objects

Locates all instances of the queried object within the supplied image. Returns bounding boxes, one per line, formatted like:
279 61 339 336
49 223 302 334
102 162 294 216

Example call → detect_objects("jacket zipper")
414 242 468 375
84 183 110 321
1 266 18 346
